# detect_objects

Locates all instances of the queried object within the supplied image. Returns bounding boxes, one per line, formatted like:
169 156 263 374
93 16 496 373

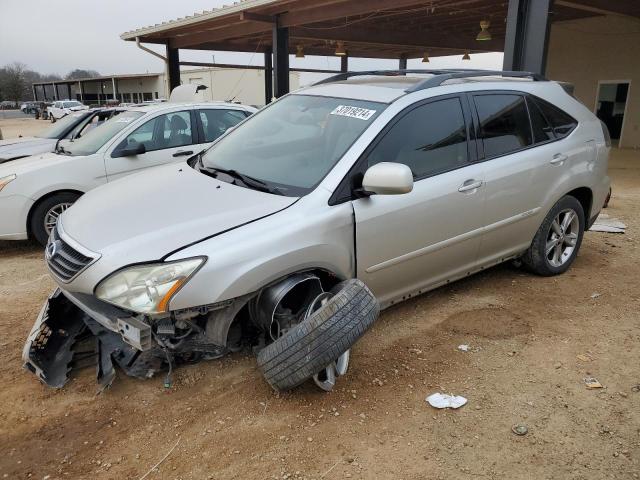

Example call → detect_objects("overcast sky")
0 0 503 85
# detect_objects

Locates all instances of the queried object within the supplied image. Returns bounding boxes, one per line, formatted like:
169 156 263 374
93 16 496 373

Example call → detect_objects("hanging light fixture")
334 41 347 56
421 51 430 63
476 20 492 41
296 44 305 58
462 50 471 60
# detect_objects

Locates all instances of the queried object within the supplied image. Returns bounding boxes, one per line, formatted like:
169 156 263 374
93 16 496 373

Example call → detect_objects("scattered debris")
584 377 604 389
138 438 180 480
554 362 562 369
457 344 470 352
426 393 467 409
512 424 528 436
631 385 640 393
408 348 423 355
576 354 592 362
590 214 626 234
590 292 602 299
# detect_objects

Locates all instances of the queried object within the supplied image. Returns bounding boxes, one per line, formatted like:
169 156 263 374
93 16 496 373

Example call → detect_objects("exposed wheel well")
26 189 84 238
566 187 593 221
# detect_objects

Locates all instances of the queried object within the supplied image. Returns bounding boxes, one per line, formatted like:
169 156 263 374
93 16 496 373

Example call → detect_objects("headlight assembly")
95 257 205 314
0 174 16 192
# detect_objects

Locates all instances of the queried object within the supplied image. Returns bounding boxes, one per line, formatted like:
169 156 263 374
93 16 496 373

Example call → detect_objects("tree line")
0 62 100 104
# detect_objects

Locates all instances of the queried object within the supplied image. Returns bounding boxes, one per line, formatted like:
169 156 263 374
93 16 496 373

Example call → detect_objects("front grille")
46 226 94 282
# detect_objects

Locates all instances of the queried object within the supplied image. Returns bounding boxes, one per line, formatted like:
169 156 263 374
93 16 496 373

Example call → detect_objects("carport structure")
121 0 640 138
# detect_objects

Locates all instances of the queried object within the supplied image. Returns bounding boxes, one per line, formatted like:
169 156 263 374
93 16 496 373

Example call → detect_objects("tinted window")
527 96 555 143
117 111 193 153
199 109 248 143
475 94 532 157
533 97 577 138
367 98 468 178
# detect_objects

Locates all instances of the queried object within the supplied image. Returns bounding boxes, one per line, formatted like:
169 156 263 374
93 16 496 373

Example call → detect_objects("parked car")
20 102 40 114
0 101 255 245
47 100 89 122
0 108 123 164
22 70 610 393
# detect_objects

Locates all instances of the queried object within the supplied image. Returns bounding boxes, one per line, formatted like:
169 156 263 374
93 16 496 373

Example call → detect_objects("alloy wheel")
44 202 73 237
546 208 579 267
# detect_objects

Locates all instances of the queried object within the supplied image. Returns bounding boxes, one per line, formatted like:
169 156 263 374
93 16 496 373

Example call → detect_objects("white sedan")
47 100 89 121
0 101 256 245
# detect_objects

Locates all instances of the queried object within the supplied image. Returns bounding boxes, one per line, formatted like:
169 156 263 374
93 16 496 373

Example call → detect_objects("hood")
0 151 70 176
0 137 56 162
59 162 298 263
69 106 88 111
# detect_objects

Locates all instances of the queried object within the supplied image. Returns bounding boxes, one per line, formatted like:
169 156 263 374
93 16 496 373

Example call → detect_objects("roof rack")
313 69 547 93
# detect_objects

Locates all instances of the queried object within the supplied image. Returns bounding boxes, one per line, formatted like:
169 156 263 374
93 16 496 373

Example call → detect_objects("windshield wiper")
200 163 283 196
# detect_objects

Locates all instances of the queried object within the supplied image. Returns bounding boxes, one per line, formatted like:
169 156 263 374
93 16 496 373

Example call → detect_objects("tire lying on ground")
257 279 380 391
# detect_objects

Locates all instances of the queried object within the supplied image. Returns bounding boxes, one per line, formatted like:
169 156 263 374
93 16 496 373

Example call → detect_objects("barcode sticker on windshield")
330 105 377 121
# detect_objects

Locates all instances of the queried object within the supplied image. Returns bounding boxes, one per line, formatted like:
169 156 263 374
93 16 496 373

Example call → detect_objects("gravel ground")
0 119 638 480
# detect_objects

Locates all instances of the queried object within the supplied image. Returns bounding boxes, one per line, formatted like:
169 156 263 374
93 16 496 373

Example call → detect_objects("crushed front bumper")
23 288 231 389
23 289 167 389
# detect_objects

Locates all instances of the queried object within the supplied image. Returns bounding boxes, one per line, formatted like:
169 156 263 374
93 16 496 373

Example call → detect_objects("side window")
532 97 577 138
367 97 469 179
199 109 248 143
117 111 193 153
474 94 532 158
527 96 555 143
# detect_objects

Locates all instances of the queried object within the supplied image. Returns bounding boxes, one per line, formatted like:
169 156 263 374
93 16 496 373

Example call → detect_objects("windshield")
200 95 385 196
63 101 82 108
65 110 144 156
36 112 89 139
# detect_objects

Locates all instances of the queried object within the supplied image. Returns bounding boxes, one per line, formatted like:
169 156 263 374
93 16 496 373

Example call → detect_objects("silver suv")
24 70 611 392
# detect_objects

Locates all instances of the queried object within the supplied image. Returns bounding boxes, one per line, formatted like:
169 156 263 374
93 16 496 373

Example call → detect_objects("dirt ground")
0 115 48 139
0 119 639 480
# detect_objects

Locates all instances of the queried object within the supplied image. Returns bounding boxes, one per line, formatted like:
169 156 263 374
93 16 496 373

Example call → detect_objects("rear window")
474 94 532 158
531 97 577 138
526 96 555 143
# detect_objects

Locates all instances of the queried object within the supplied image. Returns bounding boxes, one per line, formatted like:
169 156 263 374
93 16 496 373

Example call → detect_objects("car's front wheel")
30 192 80 246
523 195 585 276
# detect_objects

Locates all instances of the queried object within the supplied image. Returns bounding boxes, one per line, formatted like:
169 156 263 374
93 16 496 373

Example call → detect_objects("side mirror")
115 141 146 158
362 162 413 195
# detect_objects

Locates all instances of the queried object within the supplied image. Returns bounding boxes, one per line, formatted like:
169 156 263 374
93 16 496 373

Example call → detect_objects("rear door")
352 95 486 306
105 109 198 181
472 92 579 264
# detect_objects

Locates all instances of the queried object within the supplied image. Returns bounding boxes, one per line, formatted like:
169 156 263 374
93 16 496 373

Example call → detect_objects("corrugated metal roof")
120 0 283 40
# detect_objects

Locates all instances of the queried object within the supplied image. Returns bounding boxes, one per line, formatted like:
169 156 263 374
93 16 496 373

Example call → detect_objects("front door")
353 96 486 306
105 110 201 181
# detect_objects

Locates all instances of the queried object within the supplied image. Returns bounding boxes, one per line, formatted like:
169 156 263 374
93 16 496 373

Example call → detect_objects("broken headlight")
95 257 205 314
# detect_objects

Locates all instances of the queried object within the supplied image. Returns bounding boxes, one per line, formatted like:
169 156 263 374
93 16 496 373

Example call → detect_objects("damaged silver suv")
24 70 611 392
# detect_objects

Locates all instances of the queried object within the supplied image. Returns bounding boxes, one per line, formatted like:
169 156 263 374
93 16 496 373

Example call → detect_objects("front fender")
167 201 355 310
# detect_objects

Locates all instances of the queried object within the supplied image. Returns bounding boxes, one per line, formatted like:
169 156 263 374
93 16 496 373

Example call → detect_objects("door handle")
550 153 568 165
173 150 194 157
458 180 483 193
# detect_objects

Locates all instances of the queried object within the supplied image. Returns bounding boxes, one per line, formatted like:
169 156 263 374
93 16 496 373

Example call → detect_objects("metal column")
52 83 58 100
66 84 72 100
272 16 290 98
399 55 407 71
112 77 117 100
166 42 181 94
78 81 84 102
32 85 37 101
264 48 273 104
341 56 349 73
503 0 554 74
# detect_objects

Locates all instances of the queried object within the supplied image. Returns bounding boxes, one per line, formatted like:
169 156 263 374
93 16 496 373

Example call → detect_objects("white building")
33 67 300 107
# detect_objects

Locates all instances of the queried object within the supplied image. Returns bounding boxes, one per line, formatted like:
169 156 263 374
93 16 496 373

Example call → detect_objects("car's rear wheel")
523 195 585 276
30 192 80 246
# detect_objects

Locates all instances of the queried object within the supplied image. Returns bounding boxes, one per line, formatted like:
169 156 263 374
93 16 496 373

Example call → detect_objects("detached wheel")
257 279 379 392
523 195 585 276
30 192 80 246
